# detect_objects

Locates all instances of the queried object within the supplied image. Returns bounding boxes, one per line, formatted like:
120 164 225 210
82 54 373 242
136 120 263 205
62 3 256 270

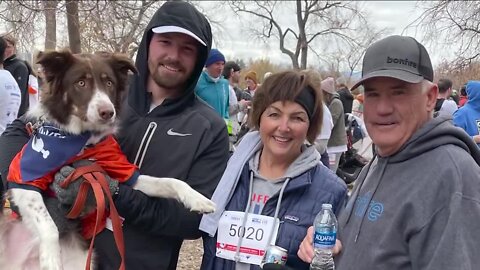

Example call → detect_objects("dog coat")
8 124 139 191
8 124 139 239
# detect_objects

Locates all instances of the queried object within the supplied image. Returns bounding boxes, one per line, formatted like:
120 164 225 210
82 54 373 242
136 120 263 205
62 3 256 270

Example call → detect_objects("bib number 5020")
229 224 264 241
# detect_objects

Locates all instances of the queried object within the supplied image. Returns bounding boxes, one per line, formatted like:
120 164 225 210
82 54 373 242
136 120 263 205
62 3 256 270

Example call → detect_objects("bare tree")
44 0 58 50
228 0 379 70
434 59 480 92
0 0 229 59
334 24 389 78
0 0 44 56
412 1 480 67
78 0 160 57
65 0 81 53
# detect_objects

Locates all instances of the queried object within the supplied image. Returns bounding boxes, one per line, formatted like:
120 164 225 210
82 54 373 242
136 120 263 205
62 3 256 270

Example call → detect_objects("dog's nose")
98 107 114 120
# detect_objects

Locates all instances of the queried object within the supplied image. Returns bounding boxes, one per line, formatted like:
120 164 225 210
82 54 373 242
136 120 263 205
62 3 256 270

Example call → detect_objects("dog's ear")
36 50 75 83
108 53 137 76
102 53 137 111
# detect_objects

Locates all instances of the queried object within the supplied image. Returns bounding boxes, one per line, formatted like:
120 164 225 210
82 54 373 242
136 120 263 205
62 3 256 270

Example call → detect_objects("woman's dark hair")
248 70 323 144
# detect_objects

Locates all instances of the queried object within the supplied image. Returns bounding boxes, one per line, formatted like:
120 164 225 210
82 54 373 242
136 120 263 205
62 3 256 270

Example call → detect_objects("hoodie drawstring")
343 157 376 226
354 157 388 242
347 156 389 243
267 177 290 246
234 171 255 261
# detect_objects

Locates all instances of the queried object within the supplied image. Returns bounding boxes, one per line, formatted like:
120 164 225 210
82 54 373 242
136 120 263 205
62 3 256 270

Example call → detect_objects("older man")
297 35 480 270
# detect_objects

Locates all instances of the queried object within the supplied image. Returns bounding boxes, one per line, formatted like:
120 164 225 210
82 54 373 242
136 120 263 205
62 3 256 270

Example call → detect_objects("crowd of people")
1 1 480 270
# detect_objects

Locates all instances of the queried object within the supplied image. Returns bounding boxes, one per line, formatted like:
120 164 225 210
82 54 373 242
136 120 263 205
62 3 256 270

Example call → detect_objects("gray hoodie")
335 116 480 270
237 145 321 270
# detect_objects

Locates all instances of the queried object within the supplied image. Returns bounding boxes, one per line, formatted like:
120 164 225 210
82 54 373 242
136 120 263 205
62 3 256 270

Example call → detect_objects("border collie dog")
0 51 215 270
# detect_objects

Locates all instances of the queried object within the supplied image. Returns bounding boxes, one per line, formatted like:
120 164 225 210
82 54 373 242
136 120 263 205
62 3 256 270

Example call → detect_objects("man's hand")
297 226 343 263
51 159 119 215
239 99 251 111
473 135 480 143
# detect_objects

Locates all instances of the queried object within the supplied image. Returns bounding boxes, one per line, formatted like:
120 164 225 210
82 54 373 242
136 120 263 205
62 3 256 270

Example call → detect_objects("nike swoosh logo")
166 128 192 137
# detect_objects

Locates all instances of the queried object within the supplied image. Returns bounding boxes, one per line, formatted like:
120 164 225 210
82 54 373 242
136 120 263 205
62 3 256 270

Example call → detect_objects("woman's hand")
297 226 343 263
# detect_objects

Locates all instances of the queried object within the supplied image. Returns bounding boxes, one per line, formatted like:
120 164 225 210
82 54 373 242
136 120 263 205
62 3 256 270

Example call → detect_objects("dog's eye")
106 80 113 87
77 80 85 87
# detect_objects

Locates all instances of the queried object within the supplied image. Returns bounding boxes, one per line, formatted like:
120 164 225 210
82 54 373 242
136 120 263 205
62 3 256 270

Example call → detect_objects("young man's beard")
149 62 191 92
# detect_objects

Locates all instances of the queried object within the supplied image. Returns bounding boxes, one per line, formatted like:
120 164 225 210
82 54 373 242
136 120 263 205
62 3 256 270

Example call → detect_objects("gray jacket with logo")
336 116 480 270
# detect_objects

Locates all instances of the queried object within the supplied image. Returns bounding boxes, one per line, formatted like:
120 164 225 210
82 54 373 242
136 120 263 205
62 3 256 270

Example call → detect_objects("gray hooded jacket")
336 116 480 270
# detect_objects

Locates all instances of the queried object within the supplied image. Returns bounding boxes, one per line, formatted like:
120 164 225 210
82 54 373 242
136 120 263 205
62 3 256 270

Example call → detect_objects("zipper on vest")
133 122 157 168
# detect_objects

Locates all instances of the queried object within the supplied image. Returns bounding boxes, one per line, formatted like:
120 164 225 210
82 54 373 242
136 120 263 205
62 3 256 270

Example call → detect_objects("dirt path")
177 239 203 269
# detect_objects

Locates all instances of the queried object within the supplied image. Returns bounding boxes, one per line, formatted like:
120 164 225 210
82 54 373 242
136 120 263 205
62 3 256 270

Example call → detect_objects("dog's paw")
40 254 62 270
40 244 62 270
182 191 216 214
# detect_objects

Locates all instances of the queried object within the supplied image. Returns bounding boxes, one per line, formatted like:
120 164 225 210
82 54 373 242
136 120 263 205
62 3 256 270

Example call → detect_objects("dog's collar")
27 118 93 137
26 118 109 148
25 118 46 136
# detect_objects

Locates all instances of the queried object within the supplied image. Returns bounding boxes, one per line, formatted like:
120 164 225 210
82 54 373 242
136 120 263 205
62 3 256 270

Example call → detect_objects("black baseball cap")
351 35 434 90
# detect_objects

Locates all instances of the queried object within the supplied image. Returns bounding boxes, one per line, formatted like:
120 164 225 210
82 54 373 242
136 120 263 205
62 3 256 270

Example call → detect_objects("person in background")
453 81 480 147
2 34 29 117
243 70 259 100
450 89 460 106
223 61 243 101
23 60 40 109
224 61 250 139
0 1 230 269
336 76 353 114
298 35 480 270
195 48 230 119
0 36 21 197
322 77 347 172
459 84 468 107
0 36 21 135
223 61 250 124
300 69 332 168
200 70 346 270
435 78 457 117
352 90 364 119
235 70 258 126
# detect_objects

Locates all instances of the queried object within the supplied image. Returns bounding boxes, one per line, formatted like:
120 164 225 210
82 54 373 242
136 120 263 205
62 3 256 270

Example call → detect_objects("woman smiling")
199 70 347 270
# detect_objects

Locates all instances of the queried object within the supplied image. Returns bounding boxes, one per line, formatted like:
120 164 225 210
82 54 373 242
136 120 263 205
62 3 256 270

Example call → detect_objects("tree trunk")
66 0 81 53
300 40 308 70
290 55 300 69
43 1 58 51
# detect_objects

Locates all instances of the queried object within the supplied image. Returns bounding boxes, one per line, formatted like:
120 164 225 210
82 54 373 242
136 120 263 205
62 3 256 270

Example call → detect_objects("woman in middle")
200 70 347 270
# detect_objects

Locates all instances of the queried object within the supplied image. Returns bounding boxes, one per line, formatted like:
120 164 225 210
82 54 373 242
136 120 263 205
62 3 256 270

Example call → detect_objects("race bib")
216 211 279 265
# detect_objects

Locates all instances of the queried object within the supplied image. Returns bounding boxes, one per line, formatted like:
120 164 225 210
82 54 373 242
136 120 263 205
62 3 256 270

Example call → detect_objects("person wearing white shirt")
0 36 21 134
315 103 334 167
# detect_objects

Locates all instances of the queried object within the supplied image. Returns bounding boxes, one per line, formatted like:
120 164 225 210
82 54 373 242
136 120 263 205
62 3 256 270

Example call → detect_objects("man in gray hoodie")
297 35 480 270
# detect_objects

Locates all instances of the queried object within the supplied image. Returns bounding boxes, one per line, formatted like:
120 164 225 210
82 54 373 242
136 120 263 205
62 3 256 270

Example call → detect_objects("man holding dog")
297 35 480 269
0 1 229 269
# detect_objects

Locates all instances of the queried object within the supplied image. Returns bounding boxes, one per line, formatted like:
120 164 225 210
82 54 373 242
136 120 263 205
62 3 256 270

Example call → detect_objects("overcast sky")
202 1 454 71
1 1 454 71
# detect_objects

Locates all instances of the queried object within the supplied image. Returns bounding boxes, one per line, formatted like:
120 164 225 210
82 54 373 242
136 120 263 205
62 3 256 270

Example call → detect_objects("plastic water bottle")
310 203 337 270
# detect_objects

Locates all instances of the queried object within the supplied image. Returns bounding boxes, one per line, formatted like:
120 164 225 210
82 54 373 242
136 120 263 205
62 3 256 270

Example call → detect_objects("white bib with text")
216 211 279 265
